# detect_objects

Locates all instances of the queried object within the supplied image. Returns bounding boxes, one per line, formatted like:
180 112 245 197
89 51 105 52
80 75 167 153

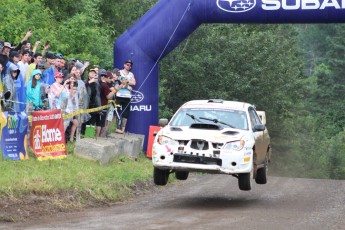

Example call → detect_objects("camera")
119 76 126 81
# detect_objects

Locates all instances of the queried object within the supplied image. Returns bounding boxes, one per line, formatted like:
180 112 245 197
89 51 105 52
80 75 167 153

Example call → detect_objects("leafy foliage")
160 24 306 135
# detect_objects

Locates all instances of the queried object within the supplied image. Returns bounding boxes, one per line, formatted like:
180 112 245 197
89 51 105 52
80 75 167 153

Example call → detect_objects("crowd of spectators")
0 30 136 141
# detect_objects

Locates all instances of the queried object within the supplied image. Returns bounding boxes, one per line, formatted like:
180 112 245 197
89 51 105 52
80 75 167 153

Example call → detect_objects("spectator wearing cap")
91 65 99 76
1 42 12 57
42 52 57 85
2 63 20 111
36 64 46 73
26 53 43 83
55 54 65 74
68 57 77 63
115 59 136 134
99 70 116 137
48 71 68 110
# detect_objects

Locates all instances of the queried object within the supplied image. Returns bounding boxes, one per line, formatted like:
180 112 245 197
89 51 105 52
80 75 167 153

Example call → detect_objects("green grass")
0 144 154 203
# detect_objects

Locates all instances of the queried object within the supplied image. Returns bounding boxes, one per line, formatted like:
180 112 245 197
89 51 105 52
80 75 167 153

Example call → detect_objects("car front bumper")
152 146 253 175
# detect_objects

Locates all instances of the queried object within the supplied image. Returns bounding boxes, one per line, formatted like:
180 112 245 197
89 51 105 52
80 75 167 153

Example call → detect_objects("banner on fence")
1 112 29 160
30 110 66 160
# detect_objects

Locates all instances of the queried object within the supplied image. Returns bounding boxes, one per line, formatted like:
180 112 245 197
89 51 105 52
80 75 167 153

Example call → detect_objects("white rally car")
152 99 271 191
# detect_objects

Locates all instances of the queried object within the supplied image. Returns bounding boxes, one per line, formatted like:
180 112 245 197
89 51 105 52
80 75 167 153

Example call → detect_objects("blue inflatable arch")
114 0 345 148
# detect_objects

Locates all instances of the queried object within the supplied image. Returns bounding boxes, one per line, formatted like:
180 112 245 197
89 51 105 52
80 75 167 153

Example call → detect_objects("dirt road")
2 174 345 230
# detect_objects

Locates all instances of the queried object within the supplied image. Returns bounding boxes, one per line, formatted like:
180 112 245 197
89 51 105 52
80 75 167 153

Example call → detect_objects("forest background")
1 0 345 179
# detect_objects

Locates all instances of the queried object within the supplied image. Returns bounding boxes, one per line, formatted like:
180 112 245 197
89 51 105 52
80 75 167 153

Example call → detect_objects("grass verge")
0 142 154 223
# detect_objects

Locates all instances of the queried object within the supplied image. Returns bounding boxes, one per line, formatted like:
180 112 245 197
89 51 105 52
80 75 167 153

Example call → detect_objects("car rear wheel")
238 173 252 191
153 167 169 186
175 171 189 180
255 156 268 184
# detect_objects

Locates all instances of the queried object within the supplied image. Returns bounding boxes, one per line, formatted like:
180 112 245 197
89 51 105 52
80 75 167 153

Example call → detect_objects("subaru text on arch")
152 99 271 191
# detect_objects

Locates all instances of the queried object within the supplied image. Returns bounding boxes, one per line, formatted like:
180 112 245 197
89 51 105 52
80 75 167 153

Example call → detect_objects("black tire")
255 157 268 184
175 171 189 180
238 173 252 191
153 167 169 186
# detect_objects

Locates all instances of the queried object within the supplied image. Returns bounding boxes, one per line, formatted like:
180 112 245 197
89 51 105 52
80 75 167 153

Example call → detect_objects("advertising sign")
30 110 66 160
1 112 29 160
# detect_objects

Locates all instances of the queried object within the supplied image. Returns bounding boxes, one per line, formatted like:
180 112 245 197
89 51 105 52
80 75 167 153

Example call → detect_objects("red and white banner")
30 110 66 160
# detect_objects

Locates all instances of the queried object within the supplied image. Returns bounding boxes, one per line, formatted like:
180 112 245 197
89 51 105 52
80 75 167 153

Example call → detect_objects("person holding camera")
115 60 136 134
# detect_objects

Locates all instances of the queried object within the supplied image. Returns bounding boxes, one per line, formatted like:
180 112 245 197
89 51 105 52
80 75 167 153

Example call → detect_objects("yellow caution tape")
27 100 120 123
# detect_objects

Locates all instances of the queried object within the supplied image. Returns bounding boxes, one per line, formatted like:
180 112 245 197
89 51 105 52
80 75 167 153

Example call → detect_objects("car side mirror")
253 124 265 132
158 118 168 127
257 111 266 125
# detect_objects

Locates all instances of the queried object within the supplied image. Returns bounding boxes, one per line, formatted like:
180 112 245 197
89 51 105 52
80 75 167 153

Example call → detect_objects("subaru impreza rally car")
152 99 271 191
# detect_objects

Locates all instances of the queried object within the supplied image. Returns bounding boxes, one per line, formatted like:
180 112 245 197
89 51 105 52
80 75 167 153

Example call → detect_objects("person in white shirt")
17 50 31 81
115 59 136 134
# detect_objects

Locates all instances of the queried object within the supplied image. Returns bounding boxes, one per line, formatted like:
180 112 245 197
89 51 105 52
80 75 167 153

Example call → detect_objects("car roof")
180 99 253 111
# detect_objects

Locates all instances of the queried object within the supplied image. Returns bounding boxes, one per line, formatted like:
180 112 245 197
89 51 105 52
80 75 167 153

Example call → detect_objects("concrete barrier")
74 133 145 165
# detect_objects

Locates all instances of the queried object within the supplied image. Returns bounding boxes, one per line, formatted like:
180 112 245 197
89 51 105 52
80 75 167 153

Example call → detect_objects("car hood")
160 125 248 143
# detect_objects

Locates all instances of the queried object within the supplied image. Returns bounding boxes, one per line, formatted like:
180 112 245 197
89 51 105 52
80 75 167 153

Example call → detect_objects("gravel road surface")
2 174 345 230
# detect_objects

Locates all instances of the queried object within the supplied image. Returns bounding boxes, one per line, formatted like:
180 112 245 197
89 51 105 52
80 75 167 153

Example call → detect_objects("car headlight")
223 140 245 151
157 135 179 146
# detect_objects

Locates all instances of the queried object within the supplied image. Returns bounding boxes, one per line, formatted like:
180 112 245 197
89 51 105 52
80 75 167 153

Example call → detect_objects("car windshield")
170 108 248 130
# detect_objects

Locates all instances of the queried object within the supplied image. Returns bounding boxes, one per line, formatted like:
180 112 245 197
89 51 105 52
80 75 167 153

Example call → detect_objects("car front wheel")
153 167 169 186
238 173 252 191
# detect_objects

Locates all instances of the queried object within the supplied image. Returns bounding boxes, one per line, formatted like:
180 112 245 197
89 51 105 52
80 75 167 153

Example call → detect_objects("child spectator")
48 72 68 110
26 70 45 110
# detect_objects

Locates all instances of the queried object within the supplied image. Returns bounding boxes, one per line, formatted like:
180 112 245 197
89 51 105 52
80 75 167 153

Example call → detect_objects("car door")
248 107 266 164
